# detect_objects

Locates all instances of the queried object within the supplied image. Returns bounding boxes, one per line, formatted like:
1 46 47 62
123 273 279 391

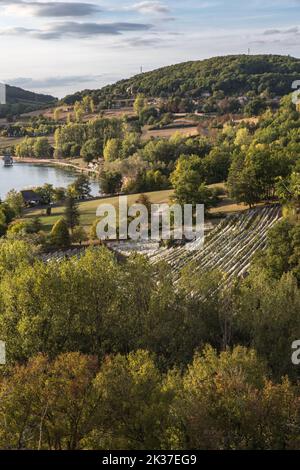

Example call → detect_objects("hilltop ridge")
62 54 300 105
0 84 56 118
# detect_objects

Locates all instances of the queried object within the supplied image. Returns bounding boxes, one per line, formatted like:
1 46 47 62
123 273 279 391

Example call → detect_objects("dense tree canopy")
63 55 300 115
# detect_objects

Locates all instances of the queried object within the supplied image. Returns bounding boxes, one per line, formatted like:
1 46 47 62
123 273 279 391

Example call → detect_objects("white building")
0 83 6 105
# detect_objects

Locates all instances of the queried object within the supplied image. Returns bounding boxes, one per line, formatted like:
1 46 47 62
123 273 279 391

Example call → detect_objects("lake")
0 162 101 200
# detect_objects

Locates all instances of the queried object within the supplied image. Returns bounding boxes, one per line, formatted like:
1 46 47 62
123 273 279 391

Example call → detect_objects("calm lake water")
0 162 100 200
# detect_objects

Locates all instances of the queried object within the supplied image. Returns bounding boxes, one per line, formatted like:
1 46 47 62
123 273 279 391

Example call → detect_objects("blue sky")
0 0 299 97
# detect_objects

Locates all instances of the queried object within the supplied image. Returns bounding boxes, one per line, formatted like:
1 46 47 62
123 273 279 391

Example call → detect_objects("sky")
0 0 300 97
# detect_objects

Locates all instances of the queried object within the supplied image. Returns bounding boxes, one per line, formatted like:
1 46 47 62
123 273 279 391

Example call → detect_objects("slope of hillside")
63 54 300 104
0 85 56 118
149 205 282 286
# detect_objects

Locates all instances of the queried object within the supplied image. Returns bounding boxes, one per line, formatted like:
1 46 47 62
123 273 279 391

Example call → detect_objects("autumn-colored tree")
174 346 299 450
0 353 98 450
0 354 49 449
50 217 71 248
71 226 88 245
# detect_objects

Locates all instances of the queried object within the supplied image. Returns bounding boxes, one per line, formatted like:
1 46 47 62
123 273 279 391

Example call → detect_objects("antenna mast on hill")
248 48 251 55
140 66 143 74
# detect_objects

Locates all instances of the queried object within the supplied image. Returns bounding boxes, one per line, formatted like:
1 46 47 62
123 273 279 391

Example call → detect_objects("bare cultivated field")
16 107 55 121
208 183 250 214
233 116 259 125
0 135 55 151
142 126 199 140
0 136 25 149
103 107 136 119
31 106 137 123
210 200 249 214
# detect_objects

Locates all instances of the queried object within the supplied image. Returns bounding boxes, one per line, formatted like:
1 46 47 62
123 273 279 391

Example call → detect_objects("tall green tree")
103 138 121 162
227 156 261 208
5 190 24 217
175 346 298 450
89 350 174 450
50 217 71 249
171 155 218 210
72 175 91 199
80 138 102 162
64 195 80 232
33 137 51 159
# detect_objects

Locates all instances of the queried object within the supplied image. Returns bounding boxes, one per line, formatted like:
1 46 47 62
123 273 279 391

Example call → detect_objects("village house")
20 189 42 206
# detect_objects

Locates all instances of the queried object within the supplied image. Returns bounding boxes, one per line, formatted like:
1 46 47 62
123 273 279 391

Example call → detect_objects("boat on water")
2 154 13 167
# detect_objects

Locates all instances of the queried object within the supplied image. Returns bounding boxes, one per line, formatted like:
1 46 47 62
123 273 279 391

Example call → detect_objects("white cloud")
264 26 300 35
2 1 101 17
123 1 170 15
8 74 103 89
0 21 153 40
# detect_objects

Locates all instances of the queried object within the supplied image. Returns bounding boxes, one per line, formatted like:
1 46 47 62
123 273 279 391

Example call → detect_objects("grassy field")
24 189 174 232
23 185 250 234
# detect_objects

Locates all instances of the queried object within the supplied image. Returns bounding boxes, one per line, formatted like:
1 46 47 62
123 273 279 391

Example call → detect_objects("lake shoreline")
0 158 101 199
13 157 99 176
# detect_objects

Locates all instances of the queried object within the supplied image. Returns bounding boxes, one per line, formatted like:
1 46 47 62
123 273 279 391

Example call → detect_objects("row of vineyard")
41 206 281 281
149 205 282 284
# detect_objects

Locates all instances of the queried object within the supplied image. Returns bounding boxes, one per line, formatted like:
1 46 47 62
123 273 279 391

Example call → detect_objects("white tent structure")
0 341 5 365
0 83 6 105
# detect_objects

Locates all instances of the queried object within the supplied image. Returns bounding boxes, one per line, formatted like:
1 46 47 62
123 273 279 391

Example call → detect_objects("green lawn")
24 189 174 232
23 183 242 234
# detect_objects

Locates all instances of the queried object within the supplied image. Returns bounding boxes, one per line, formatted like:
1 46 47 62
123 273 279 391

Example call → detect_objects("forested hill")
0 84 56 118
5 84 54 106
63 54 300 104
